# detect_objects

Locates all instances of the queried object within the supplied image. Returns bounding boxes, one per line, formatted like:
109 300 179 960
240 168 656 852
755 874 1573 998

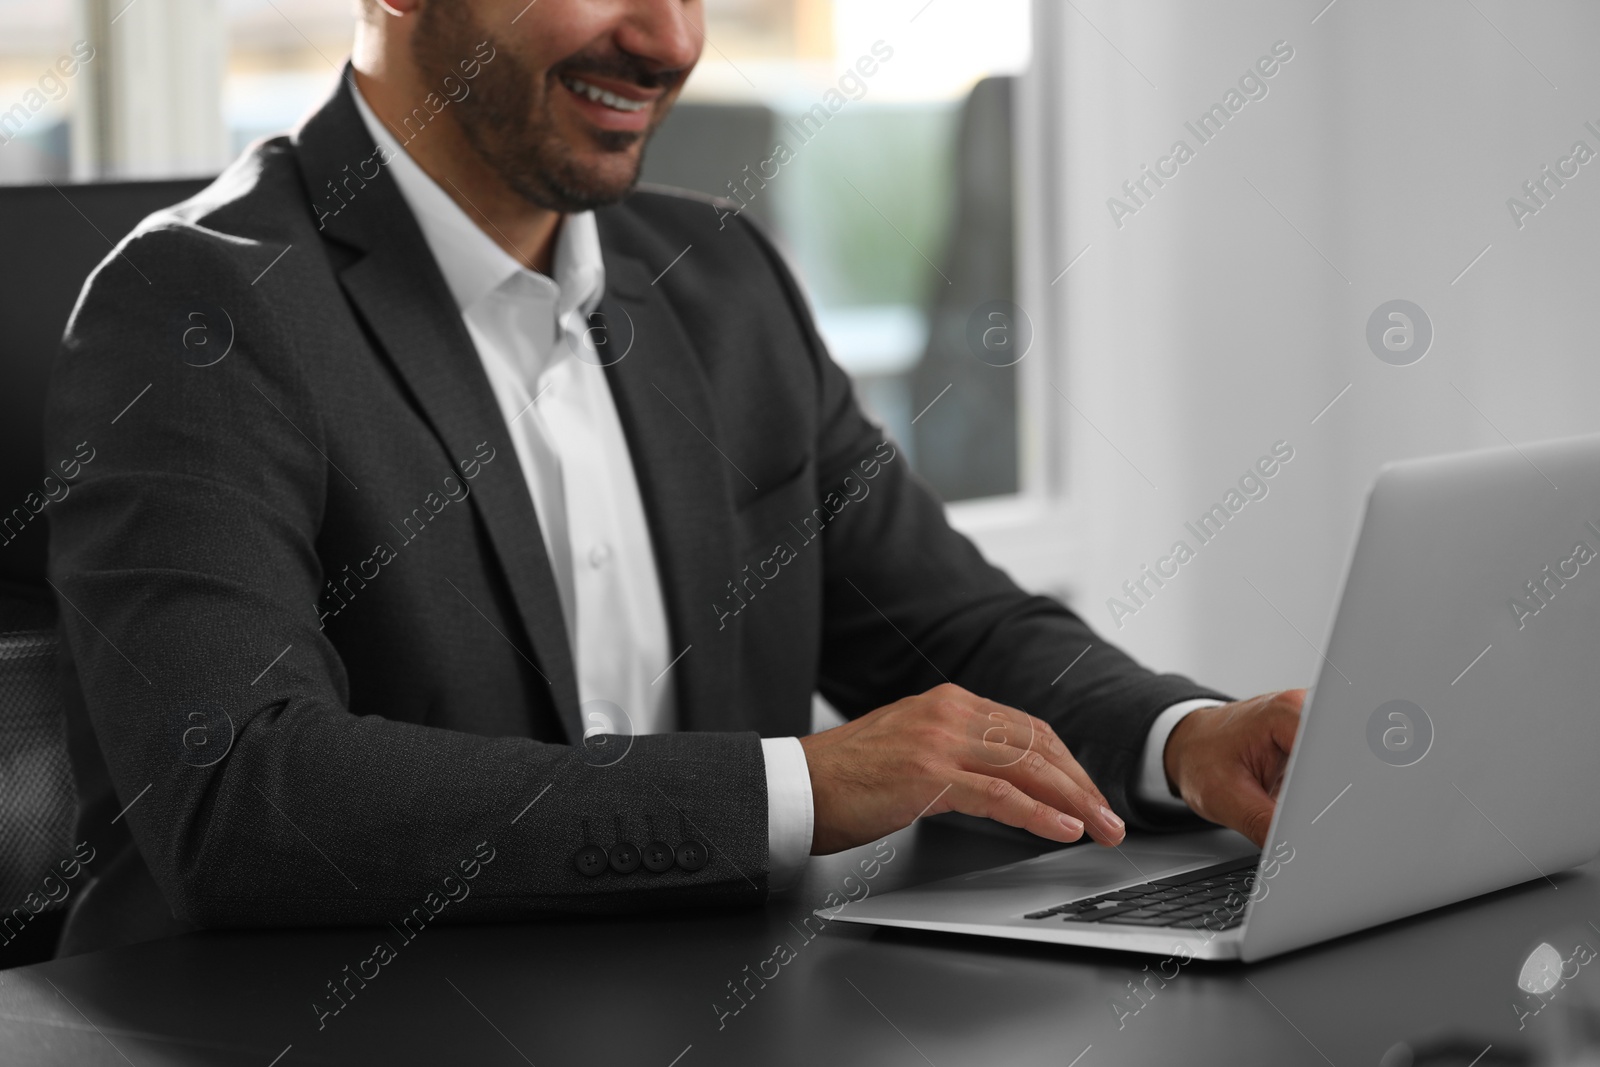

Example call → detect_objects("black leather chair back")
1 178 212 596
0 178 210 964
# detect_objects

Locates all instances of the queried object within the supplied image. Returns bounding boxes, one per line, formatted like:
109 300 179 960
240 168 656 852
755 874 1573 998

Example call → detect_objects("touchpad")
956 848 1221 892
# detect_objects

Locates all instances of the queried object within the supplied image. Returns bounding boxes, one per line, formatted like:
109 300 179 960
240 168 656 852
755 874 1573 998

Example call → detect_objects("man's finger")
1207 773 1278 848
947 770 1089 844
1269 693 1303 752
987 747 1125 845
955 695 1123 844
1258 693 1303 799
1007 714 1122 844
969 701 1116 821
1022 712 1113 810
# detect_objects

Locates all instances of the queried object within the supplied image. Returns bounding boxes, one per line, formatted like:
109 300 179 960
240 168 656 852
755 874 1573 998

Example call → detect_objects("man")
45 0 1302 956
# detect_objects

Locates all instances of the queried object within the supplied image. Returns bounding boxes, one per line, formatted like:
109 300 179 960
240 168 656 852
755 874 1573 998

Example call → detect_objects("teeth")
564 76 648 113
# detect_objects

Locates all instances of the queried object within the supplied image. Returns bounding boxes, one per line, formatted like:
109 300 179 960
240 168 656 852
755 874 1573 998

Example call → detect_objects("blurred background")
4 0 1599 703
0 0 1031 507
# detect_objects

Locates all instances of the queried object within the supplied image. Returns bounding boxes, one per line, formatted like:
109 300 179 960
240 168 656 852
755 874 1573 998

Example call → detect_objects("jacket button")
573 845 608 877
675 840 708 872
641 841 674 873
609 841 641 874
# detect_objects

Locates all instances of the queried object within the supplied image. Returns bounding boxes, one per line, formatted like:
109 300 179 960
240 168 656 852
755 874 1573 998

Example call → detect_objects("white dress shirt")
353 86 1206 883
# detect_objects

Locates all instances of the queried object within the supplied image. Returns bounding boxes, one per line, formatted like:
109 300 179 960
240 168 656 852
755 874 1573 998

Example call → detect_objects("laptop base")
824 828 1256 960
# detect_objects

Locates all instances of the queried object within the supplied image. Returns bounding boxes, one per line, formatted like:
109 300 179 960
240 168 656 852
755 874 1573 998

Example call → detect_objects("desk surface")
2 818 1596 1066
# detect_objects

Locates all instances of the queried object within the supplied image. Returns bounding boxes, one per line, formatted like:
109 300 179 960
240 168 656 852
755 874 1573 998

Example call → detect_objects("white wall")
1032 0 1600 698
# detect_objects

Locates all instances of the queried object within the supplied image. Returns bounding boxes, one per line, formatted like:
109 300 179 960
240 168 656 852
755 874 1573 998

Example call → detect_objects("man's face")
412 0 703 212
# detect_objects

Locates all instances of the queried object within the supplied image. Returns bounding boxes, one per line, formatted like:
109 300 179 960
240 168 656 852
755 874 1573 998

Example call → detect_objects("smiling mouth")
560 75 651 113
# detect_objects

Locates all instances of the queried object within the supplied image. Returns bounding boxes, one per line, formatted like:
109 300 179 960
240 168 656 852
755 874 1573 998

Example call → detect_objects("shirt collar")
350 81 605 324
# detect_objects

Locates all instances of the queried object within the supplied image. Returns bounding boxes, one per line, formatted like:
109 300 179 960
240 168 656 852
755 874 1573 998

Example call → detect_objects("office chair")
0 177 211 966
908 75 1019 503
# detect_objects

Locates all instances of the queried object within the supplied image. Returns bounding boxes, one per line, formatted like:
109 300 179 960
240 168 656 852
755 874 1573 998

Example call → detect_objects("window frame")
944 0 1080 600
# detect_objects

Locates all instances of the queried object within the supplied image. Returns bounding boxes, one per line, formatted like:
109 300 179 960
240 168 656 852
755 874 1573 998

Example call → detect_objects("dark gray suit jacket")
45 74 1226 956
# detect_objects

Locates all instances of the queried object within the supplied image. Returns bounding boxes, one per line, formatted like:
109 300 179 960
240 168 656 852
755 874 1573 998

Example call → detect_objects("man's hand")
1163 688 1305 847
799 683 1127 855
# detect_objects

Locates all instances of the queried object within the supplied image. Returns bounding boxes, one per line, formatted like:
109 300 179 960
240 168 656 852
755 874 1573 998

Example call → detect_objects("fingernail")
1059 813 1085 834
1100 806 1124 831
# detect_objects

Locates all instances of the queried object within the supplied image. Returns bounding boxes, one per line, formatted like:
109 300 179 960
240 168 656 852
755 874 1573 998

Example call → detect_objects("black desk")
2 819 1597 1066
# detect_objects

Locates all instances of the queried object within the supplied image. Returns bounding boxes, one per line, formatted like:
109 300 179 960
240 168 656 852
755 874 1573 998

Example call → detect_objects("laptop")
827 433 1600 962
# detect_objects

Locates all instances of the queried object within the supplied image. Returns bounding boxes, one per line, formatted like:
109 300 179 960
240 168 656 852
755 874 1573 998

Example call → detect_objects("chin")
558 137 650 205
583 156 646 196
510 150 646 213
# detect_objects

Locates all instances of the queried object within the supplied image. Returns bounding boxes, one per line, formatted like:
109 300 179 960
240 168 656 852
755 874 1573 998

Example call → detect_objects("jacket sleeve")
45 220 769 930
739 218 1232 832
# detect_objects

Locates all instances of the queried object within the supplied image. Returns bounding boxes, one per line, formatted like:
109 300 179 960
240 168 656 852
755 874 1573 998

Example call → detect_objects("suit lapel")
296 70 747 740
599 253 743 734
337 258 584 743
297 72 583 744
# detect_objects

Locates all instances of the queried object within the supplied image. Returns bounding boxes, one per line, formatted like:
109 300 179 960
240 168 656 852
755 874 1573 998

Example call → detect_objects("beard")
410 3 680 213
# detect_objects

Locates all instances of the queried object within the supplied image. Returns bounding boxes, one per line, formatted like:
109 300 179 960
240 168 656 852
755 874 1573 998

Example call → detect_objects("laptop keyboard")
1022 855 1259 930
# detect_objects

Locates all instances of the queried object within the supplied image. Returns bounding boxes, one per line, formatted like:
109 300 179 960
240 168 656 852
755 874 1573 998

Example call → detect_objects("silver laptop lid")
1242 432 1600 961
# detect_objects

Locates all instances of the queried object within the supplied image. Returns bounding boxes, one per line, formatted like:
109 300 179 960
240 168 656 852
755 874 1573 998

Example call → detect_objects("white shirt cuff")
1137 699 1226 810
761 736 813 890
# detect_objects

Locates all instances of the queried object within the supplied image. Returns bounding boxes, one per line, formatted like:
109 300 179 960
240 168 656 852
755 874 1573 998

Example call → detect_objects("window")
0 0 79 183
223 0 351 160
651 0 1034 503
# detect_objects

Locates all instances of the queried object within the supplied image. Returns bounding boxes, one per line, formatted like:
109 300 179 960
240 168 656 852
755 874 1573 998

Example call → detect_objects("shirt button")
588 541 612 569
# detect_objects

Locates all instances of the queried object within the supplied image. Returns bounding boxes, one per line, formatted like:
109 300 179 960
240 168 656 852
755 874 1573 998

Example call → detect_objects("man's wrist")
1138 699 1225 809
